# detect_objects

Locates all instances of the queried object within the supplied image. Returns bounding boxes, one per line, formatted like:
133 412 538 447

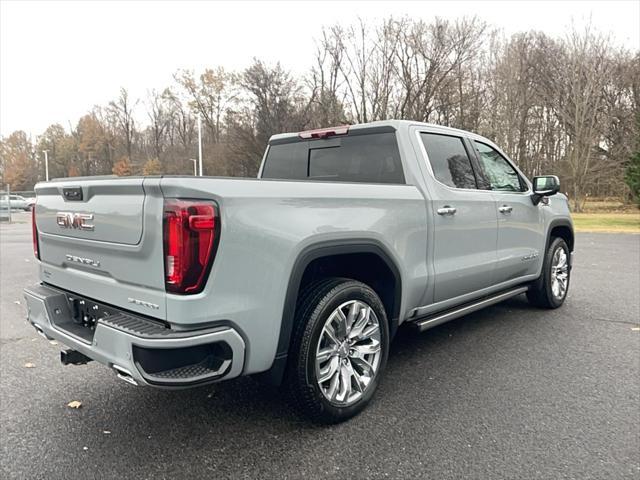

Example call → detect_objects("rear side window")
262 132 405 184
420 133 477 189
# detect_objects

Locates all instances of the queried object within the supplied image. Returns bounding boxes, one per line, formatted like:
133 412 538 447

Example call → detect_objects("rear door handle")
498 205 513 214
437 206 457 216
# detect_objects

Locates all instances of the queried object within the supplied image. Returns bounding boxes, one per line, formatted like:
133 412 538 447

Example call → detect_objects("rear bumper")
23 284 245 388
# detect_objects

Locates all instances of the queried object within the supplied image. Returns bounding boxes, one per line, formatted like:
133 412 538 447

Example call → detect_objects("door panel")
471 140 544 283
493 192 544 282
417 132 498 303
431 187 498 302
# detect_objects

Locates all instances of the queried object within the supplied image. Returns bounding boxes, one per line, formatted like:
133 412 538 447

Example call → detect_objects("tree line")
1 17 638 210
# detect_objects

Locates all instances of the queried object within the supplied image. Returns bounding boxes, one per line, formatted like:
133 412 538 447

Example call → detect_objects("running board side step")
411 286 529 332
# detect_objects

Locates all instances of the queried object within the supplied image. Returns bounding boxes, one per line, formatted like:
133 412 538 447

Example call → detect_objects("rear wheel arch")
258 240 402 385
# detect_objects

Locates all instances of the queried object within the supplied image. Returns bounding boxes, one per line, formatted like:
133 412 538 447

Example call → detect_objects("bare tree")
108 87 137 161
539 27 616 210
145 88 172 161
308 28 349 127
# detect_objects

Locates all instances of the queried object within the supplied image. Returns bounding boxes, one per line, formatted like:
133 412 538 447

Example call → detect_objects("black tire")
527 237 571 309
285 278 389 424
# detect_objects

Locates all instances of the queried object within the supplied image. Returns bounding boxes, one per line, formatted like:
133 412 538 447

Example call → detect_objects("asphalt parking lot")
1 214 638 479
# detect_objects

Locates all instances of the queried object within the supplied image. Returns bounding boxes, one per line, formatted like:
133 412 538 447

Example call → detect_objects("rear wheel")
527 237 570 308
285 278 389 424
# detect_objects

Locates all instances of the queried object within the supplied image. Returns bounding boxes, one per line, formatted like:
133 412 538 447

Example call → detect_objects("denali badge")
56 212 95 231
65 254 100 268
127 297 160 310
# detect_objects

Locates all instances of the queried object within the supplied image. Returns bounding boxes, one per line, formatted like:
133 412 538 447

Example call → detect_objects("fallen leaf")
24 362 35 368
67 400 82 409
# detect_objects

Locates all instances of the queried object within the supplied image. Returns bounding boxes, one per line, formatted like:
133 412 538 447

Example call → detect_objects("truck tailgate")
37 178 145 244
34 177 167 320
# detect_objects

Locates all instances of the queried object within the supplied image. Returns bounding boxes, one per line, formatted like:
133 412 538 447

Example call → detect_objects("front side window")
420 133 477 189
474 141 525 192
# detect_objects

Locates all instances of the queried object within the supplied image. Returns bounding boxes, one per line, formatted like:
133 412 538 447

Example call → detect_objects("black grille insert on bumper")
132 342 232 386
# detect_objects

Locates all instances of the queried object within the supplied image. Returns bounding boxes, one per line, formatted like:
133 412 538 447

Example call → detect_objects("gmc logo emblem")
56 212 95 231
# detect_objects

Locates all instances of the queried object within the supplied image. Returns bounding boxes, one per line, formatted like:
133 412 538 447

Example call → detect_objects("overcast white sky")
1 0 639 137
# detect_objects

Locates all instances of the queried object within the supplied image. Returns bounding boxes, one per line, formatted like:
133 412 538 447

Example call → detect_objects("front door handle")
499 205 513 214
437 206 457 216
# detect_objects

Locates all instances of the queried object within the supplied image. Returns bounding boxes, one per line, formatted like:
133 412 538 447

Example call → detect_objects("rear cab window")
261 128 405 184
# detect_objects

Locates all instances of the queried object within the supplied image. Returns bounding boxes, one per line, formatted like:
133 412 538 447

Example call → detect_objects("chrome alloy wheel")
550 247 569 300
315 300 382 406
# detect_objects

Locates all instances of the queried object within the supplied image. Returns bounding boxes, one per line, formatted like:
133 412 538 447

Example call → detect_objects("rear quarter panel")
160 177 428 374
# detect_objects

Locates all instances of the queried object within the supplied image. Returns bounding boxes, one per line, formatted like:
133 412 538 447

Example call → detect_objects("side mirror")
532 175 560 205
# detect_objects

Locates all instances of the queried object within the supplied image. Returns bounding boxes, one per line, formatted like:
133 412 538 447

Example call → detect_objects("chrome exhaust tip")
33 324 52 341
113 365 138 386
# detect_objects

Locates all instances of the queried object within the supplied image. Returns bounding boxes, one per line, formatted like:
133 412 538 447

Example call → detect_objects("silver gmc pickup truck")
24 120 573 423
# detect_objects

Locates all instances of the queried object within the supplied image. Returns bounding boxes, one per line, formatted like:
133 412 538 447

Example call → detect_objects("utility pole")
197 113 203 177
42 150 49 181
189 159 197 176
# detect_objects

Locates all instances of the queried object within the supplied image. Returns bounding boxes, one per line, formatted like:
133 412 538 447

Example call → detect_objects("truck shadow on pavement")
113 297 538 428
107 296 540 428
80 296 541 429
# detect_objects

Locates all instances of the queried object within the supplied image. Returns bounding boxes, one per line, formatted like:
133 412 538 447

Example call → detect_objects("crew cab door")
416 130 498 304
470 140 544 284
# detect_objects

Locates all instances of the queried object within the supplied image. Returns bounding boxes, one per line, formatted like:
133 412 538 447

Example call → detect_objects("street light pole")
42 150 49 181
189 159 197 176
197 113 203 177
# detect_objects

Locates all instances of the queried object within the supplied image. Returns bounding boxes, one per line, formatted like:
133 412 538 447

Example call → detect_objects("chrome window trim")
413 129 532 196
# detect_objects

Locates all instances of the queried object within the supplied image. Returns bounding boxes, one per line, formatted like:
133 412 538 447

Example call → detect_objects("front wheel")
527 237 571 308
285 278 389 424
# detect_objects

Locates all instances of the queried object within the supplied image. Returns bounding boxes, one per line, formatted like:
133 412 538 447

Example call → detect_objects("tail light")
32 205 40 259
163 199 219 294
